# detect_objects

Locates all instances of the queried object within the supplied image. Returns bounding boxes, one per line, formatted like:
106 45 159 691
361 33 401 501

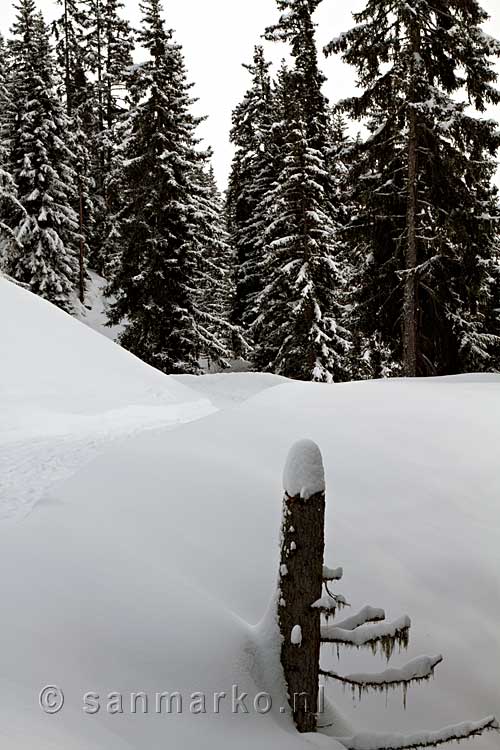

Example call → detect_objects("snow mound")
175 371 288 408
1 276 207 415
0 277 215 519
1 286 499 750
283 439 325 499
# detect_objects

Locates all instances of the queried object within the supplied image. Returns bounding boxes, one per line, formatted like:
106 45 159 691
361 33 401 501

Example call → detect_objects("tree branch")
320 655 443 691
333 716 498 750
321 616 411 660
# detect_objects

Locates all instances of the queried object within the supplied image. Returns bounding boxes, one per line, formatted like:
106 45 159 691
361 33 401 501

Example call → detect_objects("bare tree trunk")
78 175 85 304
277 442 325 733
403 27 420 377
96 0 105 191
63 0 85 304
64 0 72 116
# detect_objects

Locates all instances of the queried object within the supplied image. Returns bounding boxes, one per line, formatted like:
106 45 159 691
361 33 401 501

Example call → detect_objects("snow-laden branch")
333 606 386 631
321 616 411 659
320 655 443 691
333 716 498 750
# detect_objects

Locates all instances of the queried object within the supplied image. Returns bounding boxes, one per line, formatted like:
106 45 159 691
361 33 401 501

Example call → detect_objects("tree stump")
278 439 325 733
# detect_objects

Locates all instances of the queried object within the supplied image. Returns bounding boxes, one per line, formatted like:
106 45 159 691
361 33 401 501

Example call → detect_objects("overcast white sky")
2 0 500 187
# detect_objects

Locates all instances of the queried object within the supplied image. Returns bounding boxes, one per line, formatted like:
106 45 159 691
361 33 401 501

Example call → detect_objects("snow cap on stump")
283 439 325 500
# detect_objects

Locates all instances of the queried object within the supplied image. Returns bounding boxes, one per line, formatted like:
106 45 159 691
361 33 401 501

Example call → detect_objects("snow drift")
0 276 214 520
1 277 499 749
1 275 209 415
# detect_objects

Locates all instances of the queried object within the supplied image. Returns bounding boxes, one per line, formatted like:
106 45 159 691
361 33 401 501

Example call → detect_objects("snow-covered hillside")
1 278 499 749
0 277 215 520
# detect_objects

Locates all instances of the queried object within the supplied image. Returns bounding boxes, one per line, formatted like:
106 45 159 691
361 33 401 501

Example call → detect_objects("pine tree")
80 0 134 271
82 0 134 178
250 0 350 382
226 46 275 349
196 165 238 368
52 0 87 117
107 0 233 374
326 0 500 376
52 0 94 301
7 2 80 311
0 35 24 272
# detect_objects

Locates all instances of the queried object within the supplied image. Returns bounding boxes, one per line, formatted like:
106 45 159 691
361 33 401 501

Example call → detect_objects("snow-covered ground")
1 278 499 749
0 277 215 521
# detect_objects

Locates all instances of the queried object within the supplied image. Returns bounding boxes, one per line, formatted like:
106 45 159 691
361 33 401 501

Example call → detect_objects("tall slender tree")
52 0 94 301
250 0 350 382
226 45 275 349
196 165 237 367
7 2 80 311
326 0 500 376
79 0 134 271
107 0 233 373
52 0 87 117
0 34 24 271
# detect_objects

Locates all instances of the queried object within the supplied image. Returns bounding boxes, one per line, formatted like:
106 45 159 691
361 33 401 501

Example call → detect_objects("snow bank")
41 374 495 750
0 277 215 519
0 276 207 415
174 371 288 409
1 308 499 750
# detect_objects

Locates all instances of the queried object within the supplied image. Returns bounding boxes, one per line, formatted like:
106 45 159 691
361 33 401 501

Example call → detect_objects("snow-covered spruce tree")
196 165 239 368
78 0 134 271
52 0 88 117
107 0 233 374
251 0 350 383
0 35 24 272
52 0 95 301
7 2 80 312
226 45 276 350
277 439 498 745
80 0 134 175
326 0 500 377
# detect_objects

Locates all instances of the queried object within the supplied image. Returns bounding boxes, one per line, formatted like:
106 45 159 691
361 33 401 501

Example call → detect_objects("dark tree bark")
277 482 325 732
402 25 421 377
59 0 86 303
78 174 85 302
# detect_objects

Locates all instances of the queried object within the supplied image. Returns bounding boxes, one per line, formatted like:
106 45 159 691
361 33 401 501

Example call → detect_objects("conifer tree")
0 35 24 271
326 0 500 376
107 0 233 374
7 2 80 311
250 0 350 382
80 0 134 271
52 0 88 117
196 165 237 366
226 46 275 348
82 0 134 178
52 0 94 300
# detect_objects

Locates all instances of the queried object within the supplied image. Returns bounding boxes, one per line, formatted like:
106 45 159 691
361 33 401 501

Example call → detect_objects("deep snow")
1 278 499 749
0 277 215 520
